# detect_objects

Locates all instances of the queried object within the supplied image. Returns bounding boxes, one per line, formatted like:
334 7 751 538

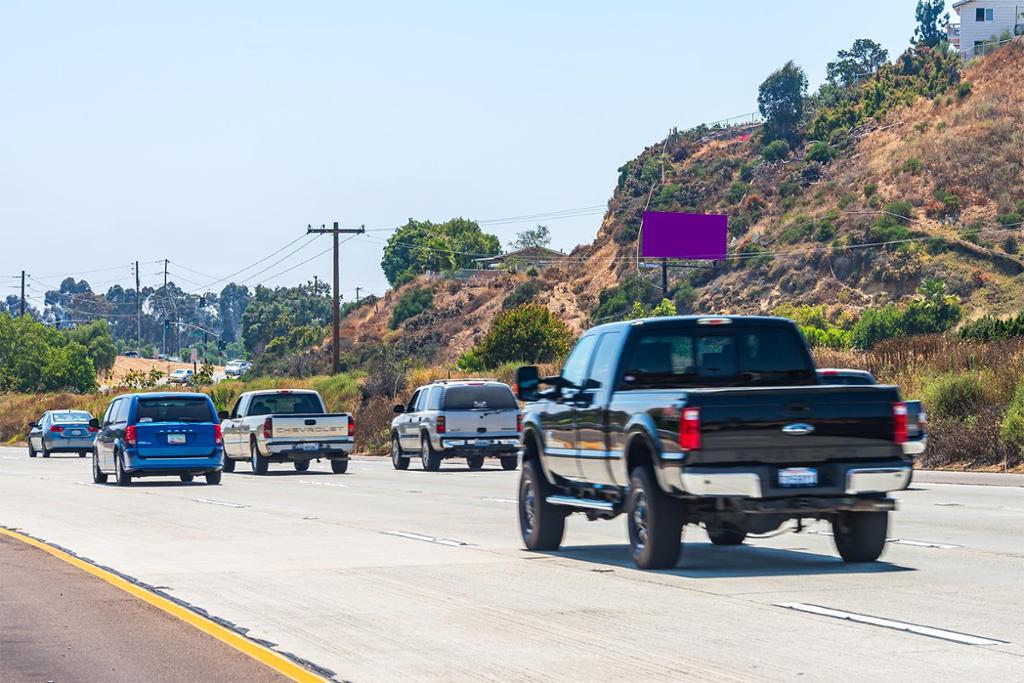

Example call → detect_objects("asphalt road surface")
1 447 1022 681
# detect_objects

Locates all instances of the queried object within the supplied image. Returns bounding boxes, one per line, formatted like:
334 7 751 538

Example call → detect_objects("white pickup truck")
218 389 354 474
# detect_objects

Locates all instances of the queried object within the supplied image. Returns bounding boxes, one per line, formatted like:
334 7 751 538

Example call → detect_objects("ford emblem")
782 423 814 435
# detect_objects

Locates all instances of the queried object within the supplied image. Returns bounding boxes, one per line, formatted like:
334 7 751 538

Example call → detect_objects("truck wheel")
518 459 565 551
500 456 518 471
115 453 131 487
205 471 222 485
391 436 409 470
180 474 194 483
627 466 683 569
421 437 441 472
294 460 310 472
467 455 484 470
330 459 349 474
92 450 108 484
833 511 888 563
706 521 747 546
250 440 269 475
222 456 236 473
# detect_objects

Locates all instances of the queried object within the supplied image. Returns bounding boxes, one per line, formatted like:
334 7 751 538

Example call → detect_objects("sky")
0 1 952 305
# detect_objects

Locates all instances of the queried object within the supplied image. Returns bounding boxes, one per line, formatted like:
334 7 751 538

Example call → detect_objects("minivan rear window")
136 398 214 423
443 385 517 410
246 393 323 416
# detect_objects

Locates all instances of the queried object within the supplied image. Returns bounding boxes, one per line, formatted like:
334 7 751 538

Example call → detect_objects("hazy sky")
0 1 947 303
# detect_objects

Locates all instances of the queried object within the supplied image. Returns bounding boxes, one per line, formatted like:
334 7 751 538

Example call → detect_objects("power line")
187 232 311 293
235 234 321 285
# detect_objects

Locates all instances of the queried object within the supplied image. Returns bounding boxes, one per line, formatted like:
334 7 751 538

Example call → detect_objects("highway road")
1 447 1022 681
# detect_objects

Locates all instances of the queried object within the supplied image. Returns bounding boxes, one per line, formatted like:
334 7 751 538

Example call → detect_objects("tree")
826 39 889 88
509 225 551 251
380 218 501 287
912 0 948 48
758 61 808 143
63 320 117 374
0 313 97 392
218 283 250 344
476 304 574 366
241 284 332 356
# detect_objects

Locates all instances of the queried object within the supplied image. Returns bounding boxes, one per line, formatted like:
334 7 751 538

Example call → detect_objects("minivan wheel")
180 474 194 483
115 453 131 487
421 437 441 472
391 436 410 470
205 470 222 485
627 466 683 569
518 459 565 551
500 455 518 471
251 440 269 475
92 450 108 484
78 451 87 458
222 457 236 473
467 455 484 470
833 511 888 563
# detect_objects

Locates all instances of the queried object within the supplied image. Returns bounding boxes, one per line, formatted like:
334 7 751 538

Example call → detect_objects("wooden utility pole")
355 287 362 305
135 261 141 355
162 259 168 357
307 222 365 374
20 271 26 316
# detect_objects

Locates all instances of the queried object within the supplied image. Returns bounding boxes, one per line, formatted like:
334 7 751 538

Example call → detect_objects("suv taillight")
517 413 522 433
125 425 137 446
679 408 701 451
213 424 223 445
347 418 355 437
263 417 273 439
436 415 446 434
893 402 908 444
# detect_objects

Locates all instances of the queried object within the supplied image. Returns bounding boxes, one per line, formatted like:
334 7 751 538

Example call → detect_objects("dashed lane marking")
380 530 474 547
193 498 249 508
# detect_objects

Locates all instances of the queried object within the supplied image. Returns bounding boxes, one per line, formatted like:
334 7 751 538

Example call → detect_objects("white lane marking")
297 480 348 488
776 603 1007 646
482 497 518 504
192 498 248 508
803 530 960 549
381 531 474 547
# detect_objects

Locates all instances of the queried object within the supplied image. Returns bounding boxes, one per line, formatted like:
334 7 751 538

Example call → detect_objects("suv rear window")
442 385 517 410
621 326 815 388
136 398 214 423
247 393 323 416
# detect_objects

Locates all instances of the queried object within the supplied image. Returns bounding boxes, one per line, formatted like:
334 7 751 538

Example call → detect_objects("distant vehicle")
91 393 223 486
219 390 354 474
817 369 927 456
28 410 98 458
168 368 194 384
391 380 520 471
224 360 252 378
157 353 169 360
516 316 914 569
124 351 139 358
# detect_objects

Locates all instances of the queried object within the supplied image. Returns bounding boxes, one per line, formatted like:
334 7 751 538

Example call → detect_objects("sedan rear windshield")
246 393 324 416
53 412 92 423
443 385 517 410
136 398 214 423
620 326 815 388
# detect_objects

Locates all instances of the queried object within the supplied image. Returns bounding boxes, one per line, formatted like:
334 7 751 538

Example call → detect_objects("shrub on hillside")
761 139 790 162
922 371 987 419
503 280 543 309
592 275 659 323
389 287 434 330
805 142 834 163
476 304 574 367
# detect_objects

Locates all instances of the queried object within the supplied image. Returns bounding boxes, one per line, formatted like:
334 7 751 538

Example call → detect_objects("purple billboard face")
641 211 728 260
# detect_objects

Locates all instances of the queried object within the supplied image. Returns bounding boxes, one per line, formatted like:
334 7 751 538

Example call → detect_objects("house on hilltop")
473 245 567 271
949 1 1024 57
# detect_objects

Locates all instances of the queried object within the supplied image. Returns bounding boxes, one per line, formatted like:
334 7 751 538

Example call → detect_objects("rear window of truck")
247 393 324 416
443 385 517 410
621 326 815 388
136 398 214 423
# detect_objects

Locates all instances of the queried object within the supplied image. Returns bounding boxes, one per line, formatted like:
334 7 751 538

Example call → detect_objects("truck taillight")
893 402 908 445
213 424 223 445
517 413 522 433
679 408 701 451
347 418 355 437
125 425 137 446
263 417 273 439
436 415 446 434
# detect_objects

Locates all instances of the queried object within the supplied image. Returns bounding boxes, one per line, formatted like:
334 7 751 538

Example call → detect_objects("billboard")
640 211 727 260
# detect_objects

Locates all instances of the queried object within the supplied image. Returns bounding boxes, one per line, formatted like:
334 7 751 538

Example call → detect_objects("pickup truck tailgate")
270 414 350 439
691 385 903 465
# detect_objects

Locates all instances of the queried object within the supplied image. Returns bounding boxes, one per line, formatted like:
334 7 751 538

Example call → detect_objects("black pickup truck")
515 315 913 569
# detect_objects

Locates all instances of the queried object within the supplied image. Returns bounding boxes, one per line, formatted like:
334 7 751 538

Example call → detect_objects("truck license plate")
779 467 817 487
302 443 319 451
167 434 186 445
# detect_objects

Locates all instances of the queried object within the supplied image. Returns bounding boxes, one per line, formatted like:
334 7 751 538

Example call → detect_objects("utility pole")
307 222 365 374
20 271 26 316
355 287 362 305
313 275 319 295
162 259 168 356
135 261 141 355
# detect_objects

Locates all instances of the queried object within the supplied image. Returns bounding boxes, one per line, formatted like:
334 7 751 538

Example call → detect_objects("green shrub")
389 287 434 330
997 212 1023 227
725 181 750 204
476 304 574 367
805 141 834 163
503 280 543 309
593 275 658 323
863 183 878 199
739 161 758 182
778 180 800 198
761 139 790 162
1003 236 1019 254
956 81 973 99
1000 380 1024 450
923 372 986 419
901 158 923 175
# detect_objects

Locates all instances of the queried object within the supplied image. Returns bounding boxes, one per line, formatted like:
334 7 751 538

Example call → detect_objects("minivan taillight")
213 424 223 445
125 425 137 446
347 418 355 437
517 413 523 433
893 402 908 444
679 408 701 451
436 415 446 434
263 417 273 439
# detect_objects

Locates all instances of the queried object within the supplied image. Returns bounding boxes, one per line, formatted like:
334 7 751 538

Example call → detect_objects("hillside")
341 43 1024 365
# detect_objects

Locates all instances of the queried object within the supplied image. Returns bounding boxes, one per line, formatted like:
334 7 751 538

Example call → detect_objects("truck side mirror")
88 418 100 430
516 366 541 402
393 404 405 414
217 410 229 421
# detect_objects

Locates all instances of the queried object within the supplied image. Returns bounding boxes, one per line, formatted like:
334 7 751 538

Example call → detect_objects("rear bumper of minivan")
123 448 222 475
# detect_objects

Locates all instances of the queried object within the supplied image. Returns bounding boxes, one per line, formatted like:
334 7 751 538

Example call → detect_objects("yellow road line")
0 527 327 683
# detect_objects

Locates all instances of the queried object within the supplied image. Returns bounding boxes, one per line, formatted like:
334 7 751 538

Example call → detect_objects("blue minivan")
91 392 223 486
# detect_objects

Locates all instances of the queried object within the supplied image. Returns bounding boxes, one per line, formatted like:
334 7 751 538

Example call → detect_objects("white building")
949 1 1024 57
